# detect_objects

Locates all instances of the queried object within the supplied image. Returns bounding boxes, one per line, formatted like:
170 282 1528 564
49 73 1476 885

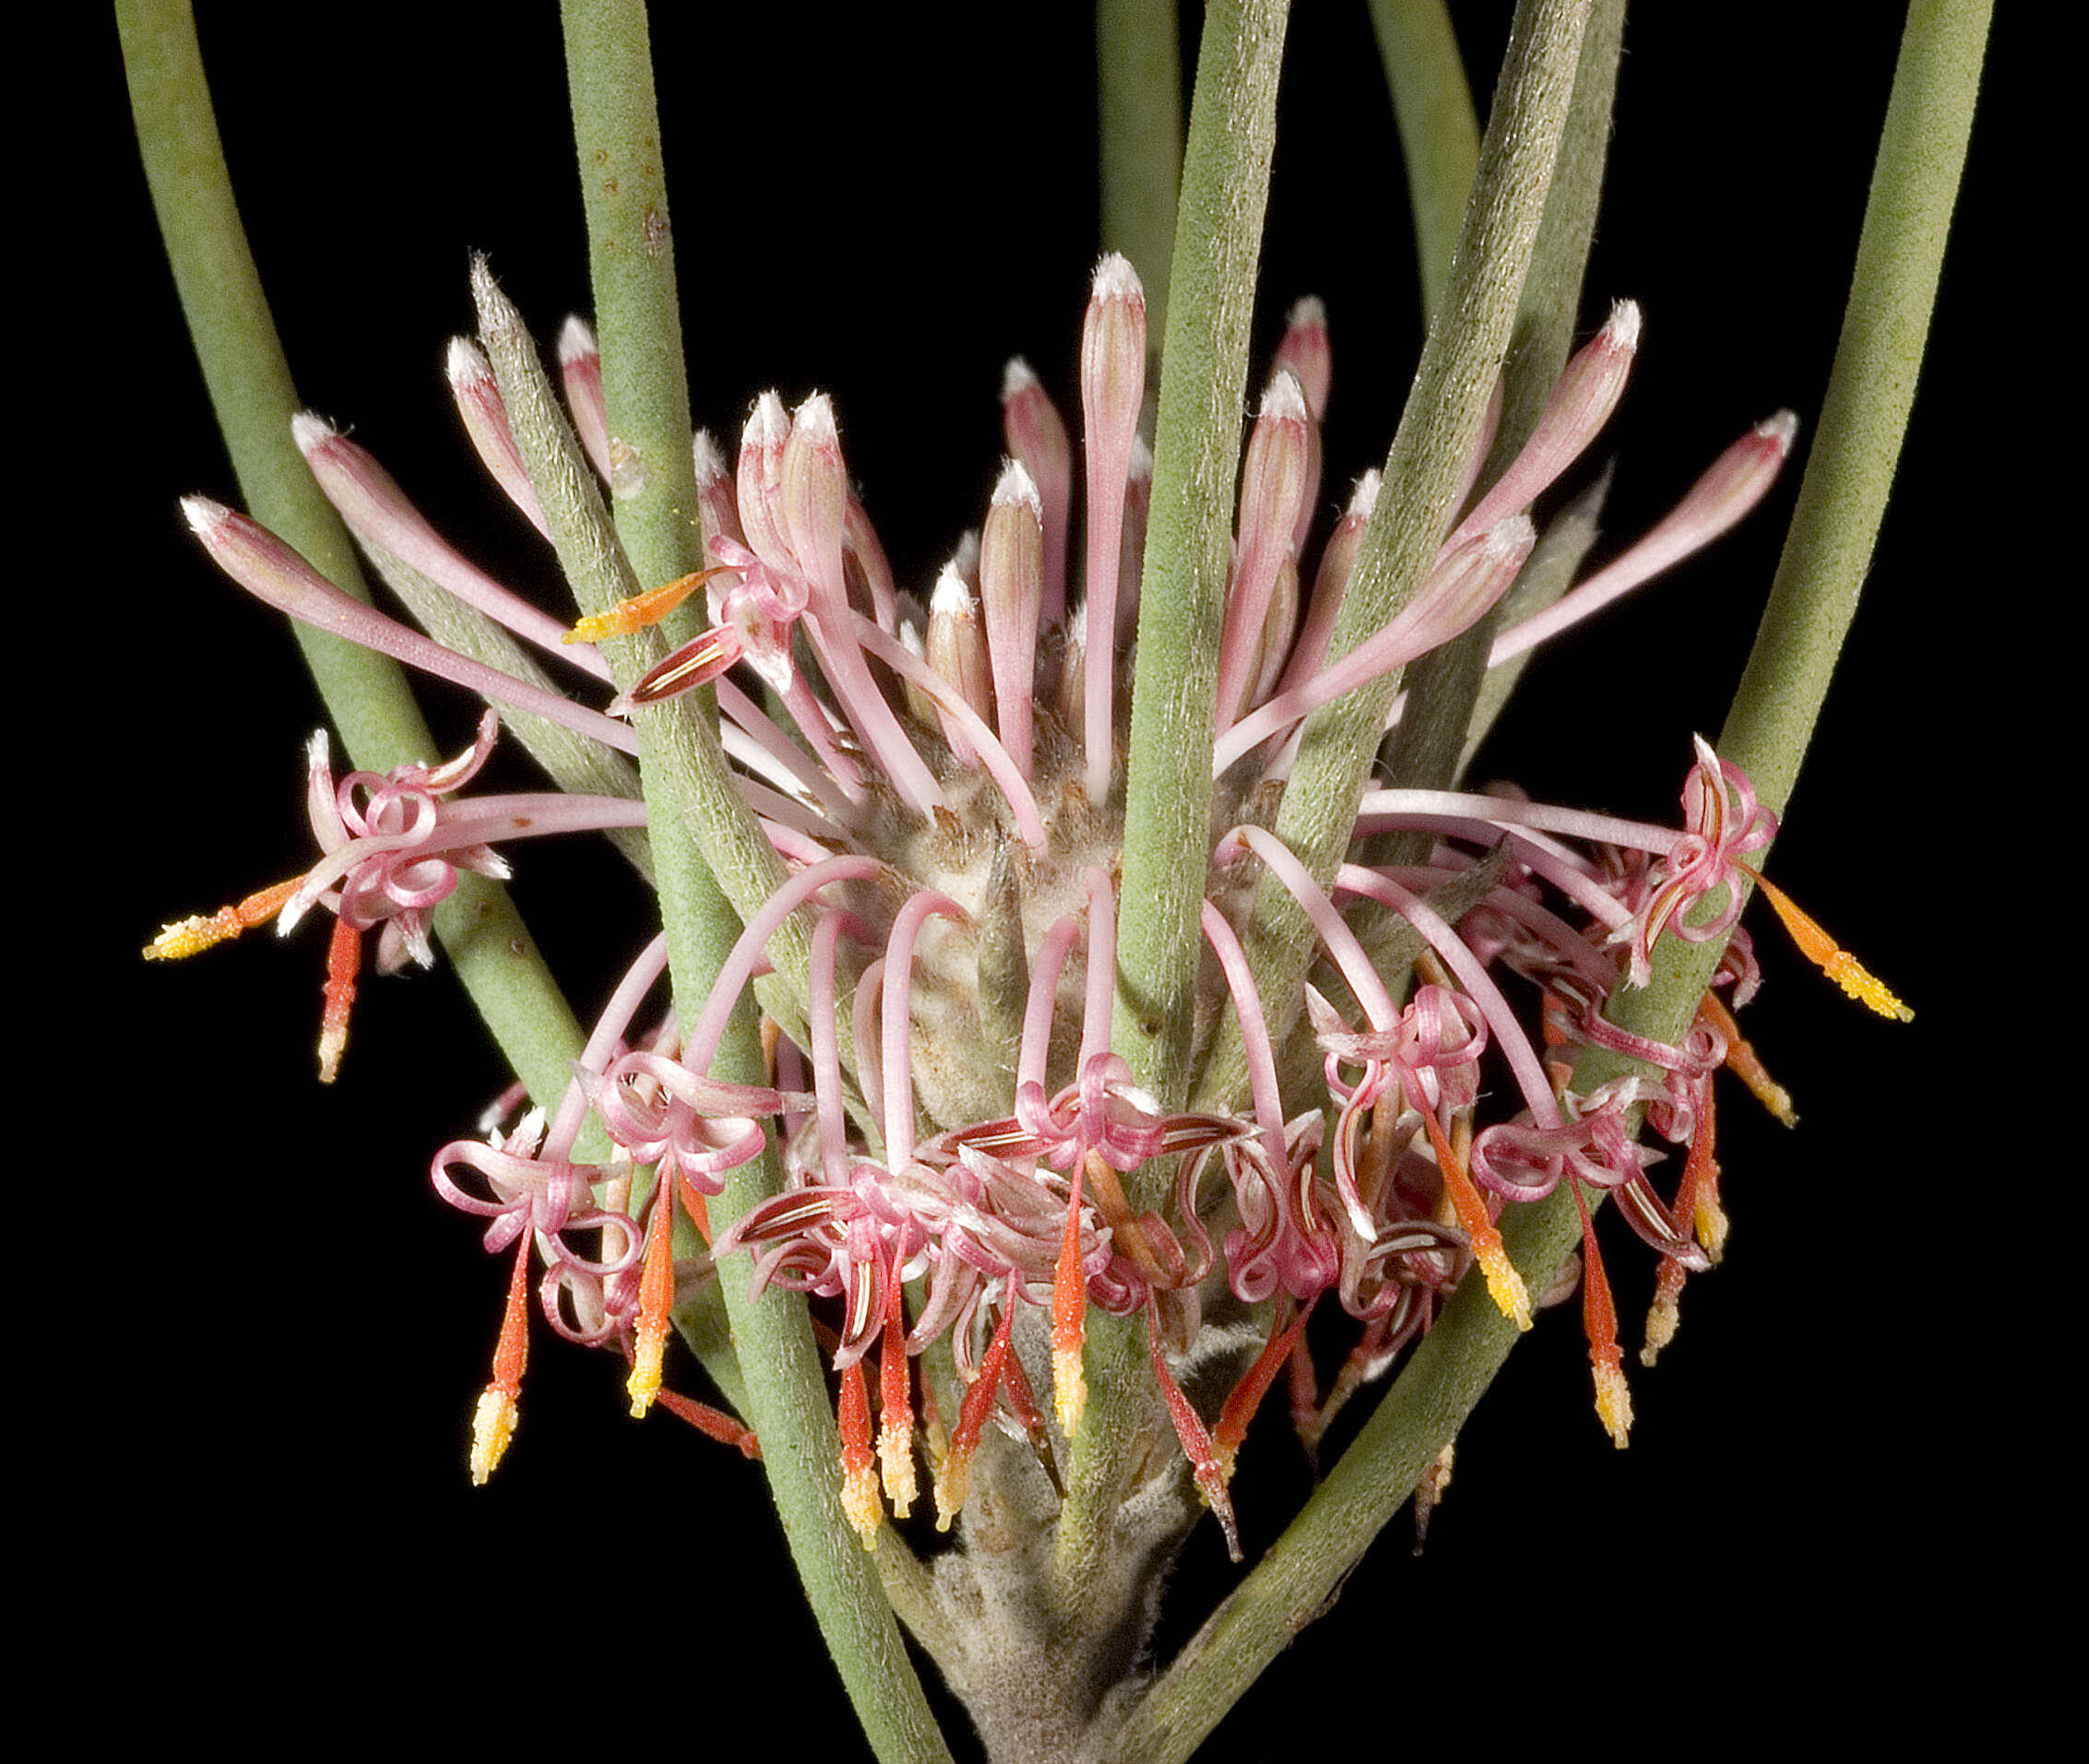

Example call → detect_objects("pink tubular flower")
159 258 1906 1515
1613 734 1777 988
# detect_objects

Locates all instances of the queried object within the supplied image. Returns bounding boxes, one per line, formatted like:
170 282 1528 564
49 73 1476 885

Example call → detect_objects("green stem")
705 1012 957 1764
1112 6 1988 1754
1191 0 1591 1124
1071 0 1288 1613
467 262 809 1042
1110 0 1289 1113
1367 0 1481 325
1097 0 1184 360
1372 0 1622 830
1716 0 1989 817
560 0 706 589
555 18 947 1758
118 0 596 1125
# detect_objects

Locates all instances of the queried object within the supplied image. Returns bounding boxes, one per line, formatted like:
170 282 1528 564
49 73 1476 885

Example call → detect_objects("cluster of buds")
153 254 1907 1549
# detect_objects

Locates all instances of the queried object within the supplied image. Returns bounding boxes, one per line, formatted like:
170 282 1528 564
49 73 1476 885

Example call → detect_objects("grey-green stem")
119 0 599 1131
552 16 948 1754
1371 0 1622 849
1110 5 1986 1753
1097 0 1184 361
1191 0 1593 1123
1367 0 1481 324
1072 0 1289 1617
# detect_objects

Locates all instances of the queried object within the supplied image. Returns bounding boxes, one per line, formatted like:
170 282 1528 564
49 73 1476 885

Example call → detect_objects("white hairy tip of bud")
1001 356 1040 400
1128 434 1155 484
1486 515 1538 559
792 391 838 442
180 493 228 536
1091 251 1144 304
556 314 599 364
692 429 727 484
745 390 789 447
1285 293 1327 332
991 457 1043 517
1757 409 1801 449
445 336 493 385
1347 470 1383 518
931 563 974 618
289 411 339 454
1260 369 1309 424
1604 298 1644 349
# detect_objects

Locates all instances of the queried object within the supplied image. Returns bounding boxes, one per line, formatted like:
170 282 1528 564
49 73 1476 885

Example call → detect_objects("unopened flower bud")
735 391 794 574
1216 371 1311 726
1272 295 1331 418
1453 298 1640 547
782 392 850 605
691 428 746 551
979 459 1044 778
556 314 612 478
926 564 992 766
445 336 549 535
1002 357 1073 621
1078 255 1147 799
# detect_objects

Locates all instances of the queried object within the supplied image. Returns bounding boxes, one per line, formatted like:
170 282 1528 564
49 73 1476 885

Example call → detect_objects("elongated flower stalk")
126 4 1985 1757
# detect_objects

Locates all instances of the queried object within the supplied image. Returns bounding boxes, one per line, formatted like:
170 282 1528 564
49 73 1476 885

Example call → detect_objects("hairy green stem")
467 261 808 1043
706 1017 957 1764
1717 0 1988 816
561 0 706 588
1071 0 1289 1614
555 18 946 1757
1097 0 1184 361
119 0 597 1126
1111 0 1289 1113
1192 0 1592 1123
1373 0 1622 832
1113 6 1986 1752
1368 0 1481 323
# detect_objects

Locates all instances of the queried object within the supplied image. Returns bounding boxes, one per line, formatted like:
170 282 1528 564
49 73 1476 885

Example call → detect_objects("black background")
95 4 2006 1754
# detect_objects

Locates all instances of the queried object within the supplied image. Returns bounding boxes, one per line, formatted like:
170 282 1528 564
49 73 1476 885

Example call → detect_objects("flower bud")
1002 357 1073 621
979 459 1044 778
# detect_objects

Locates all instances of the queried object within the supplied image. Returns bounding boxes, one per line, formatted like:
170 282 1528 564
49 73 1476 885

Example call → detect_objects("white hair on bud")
932 562 974 618
445 335 493 385
792 390 837 440
1090 251 1144 304
1062 599 1087 644
991 456 1043 517
305 728 330 769
1127 434 1155 483
745 391 789 447
1756 409 1800 448
1602 298 1643 349
691 429 728 484
180 493 227 536
556 314 599 364
1284 294 1327 332
1347 470 1383 517
953 529 980 577
289 410 338 453
1484 514 1537 558
1260 369 1309 423
1001 356 1040 401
